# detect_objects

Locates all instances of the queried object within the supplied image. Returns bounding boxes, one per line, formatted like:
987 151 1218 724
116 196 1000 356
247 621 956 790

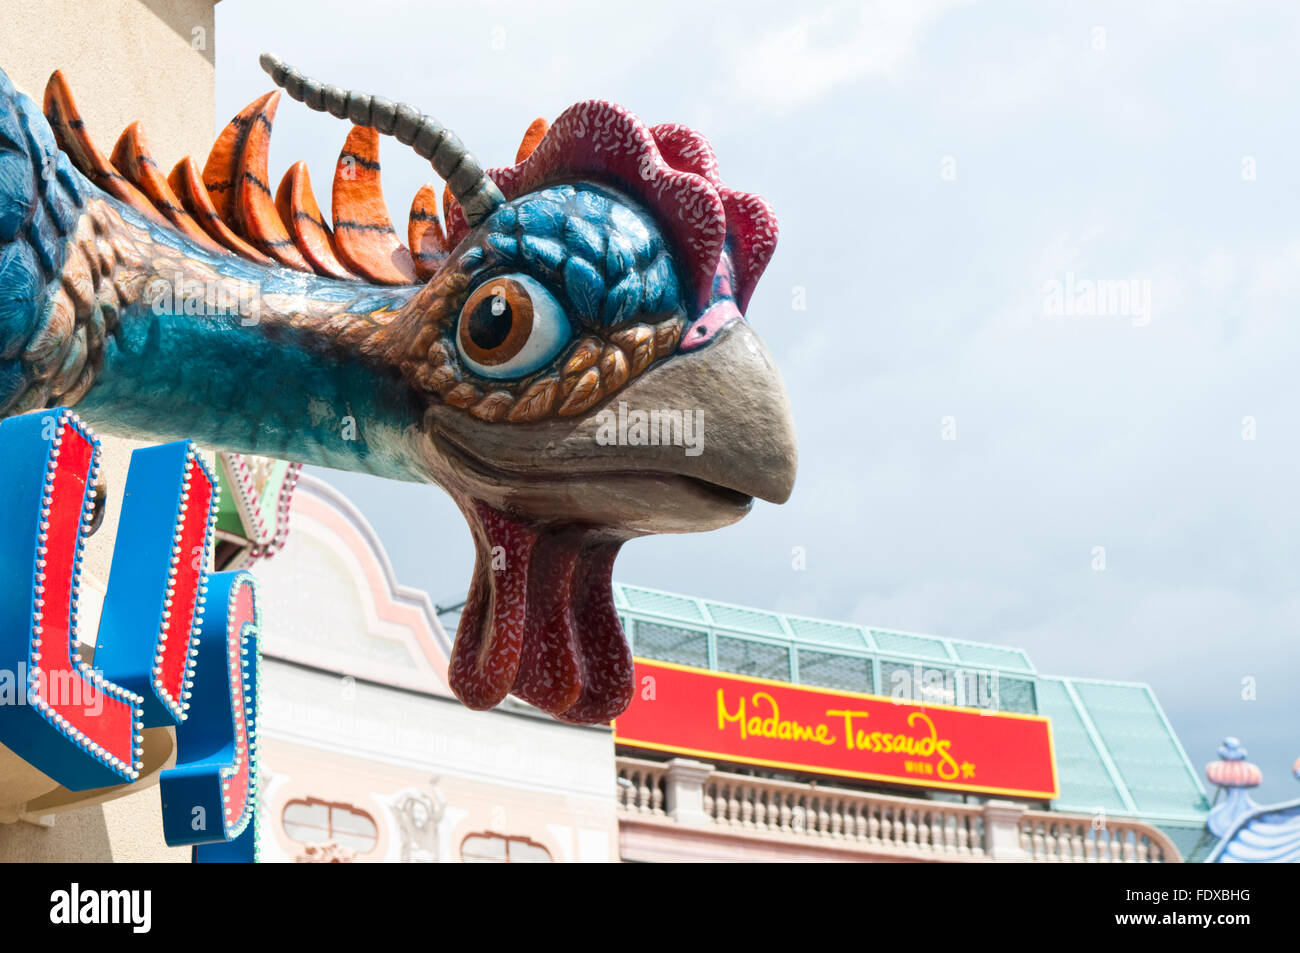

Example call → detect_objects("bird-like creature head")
377 102 799 722
8 55 796 724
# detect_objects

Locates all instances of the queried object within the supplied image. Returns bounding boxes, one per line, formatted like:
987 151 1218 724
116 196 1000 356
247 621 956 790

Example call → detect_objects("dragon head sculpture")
0 55 796 724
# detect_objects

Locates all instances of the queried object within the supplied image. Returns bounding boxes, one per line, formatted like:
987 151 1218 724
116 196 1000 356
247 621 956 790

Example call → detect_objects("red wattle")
447 500 635 724
447 501 536 709
513 531 584 714
557 542 633 724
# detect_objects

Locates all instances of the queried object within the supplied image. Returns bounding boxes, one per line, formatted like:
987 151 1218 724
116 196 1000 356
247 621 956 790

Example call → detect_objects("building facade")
252 476 621 863
245 474 1207 863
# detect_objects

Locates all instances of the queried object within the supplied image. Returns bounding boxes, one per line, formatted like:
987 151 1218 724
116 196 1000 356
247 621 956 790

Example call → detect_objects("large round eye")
455 275 569 379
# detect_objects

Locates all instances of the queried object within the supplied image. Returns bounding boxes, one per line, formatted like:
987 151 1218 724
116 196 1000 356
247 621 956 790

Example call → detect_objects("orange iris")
457 279 535 367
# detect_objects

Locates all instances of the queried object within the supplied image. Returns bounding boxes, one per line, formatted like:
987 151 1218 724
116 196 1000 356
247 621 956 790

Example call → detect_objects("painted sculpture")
0 54 796 724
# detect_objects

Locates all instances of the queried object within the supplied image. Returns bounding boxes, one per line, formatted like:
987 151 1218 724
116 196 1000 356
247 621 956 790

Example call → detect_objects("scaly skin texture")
378 184 690 424
44 185 696 476
0 62 797 724
62 197 425 475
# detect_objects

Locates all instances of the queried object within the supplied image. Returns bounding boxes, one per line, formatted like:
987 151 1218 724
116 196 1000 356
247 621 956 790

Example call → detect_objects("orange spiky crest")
43 74 551 287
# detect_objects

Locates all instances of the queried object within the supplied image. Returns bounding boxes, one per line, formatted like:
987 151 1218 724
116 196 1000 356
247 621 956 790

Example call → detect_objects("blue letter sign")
161 570 260 861
0 408 261 861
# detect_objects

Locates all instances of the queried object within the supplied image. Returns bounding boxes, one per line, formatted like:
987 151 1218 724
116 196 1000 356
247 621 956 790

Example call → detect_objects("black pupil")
467 292 514 350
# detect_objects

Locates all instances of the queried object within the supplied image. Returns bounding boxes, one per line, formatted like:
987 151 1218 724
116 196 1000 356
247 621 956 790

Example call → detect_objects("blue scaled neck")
75 198 428 480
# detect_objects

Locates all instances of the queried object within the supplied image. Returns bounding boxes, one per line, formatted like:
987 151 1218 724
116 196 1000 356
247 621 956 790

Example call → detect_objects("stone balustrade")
616 755 1181 862
1019 813 1180 862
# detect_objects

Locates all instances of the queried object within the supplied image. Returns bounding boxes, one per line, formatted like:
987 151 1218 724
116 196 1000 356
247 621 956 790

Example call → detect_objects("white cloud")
727 0 969 110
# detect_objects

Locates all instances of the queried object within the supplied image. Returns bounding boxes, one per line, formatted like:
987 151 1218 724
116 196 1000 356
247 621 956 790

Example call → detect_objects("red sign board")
614 659 1059 799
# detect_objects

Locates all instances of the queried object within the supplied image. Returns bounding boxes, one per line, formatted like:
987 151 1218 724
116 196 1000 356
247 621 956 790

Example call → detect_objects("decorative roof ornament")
1205 737 1262 840
1205 737 1263 790
1205 737 1300 862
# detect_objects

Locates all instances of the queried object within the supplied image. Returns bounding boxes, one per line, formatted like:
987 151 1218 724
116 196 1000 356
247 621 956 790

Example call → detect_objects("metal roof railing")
614 583 1036 670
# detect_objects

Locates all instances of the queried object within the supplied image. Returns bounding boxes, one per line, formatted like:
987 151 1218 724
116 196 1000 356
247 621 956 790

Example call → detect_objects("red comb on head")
650 123 779 313
444 101 778 313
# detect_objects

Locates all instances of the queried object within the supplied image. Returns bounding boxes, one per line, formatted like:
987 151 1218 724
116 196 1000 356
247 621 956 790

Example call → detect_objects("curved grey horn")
259 52 506 227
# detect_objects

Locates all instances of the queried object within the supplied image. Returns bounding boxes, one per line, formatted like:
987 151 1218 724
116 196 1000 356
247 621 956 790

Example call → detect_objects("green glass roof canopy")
614 584 1038 708
613 582 1210 826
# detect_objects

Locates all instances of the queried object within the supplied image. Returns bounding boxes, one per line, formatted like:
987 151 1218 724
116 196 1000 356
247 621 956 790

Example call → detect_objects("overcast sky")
215 0 1300 803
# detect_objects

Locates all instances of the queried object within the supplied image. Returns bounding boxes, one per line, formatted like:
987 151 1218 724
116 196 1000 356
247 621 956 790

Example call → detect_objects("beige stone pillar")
664 758 716 826
983 799 1029 861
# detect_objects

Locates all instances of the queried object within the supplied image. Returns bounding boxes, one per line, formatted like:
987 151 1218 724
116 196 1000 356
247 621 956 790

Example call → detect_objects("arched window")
282 798 378 854
460 832 552 863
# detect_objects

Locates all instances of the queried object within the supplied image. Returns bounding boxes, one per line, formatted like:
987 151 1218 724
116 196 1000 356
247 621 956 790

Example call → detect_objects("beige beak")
424 319 797 529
